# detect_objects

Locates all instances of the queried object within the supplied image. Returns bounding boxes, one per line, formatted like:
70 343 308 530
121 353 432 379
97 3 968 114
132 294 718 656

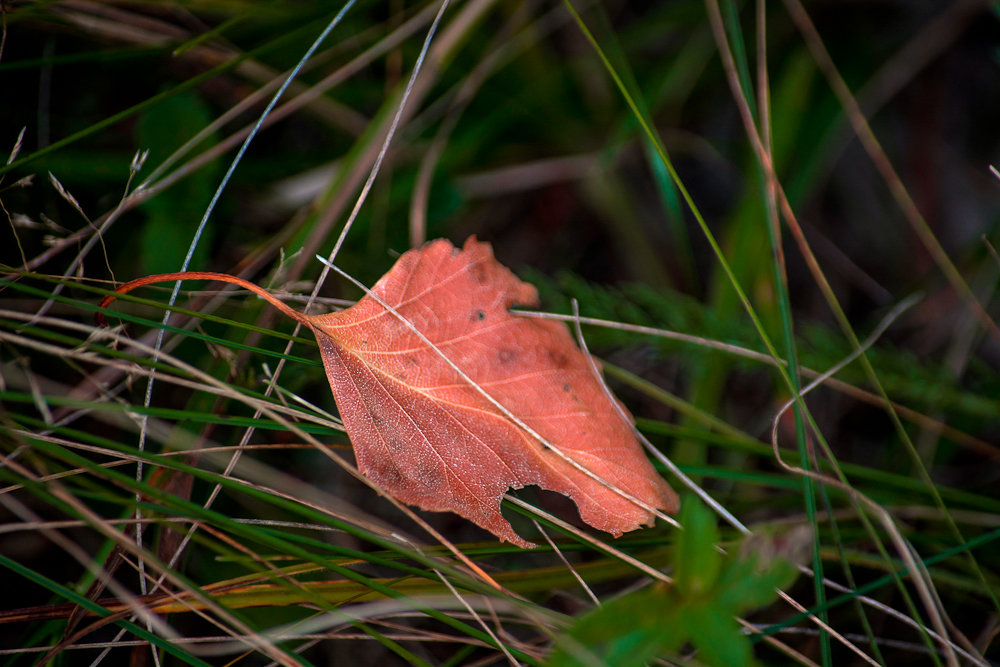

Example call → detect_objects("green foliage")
548 499 800 666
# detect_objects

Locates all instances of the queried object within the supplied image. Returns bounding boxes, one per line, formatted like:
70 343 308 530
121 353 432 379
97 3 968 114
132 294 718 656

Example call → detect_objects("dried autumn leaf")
98 237 678 547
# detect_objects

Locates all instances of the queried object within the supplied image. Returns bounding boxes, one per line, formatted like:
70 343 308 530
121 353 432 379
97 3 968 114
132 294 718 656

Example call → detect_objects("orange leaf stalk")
95 271 312 328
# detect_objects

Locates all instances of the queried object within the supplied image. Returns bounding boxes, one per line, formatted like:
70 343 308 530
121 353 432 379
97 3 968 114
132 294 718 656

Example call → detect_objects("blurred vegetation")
1 0 999 664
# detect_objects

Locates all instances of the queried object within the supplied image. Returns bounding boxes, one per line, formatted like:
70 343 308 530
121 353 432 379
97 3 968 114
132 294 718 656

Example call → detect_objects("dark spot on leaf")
474 310 486 321
563 384 571 391
471 265 488 285
547 349 569 367
498 349 517 364
376 464 403 487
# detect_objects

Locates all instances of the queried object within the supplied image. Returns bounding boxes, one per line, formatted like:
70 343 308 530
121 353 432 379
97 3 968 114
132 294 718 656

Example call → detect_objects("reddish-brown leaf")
98 236 678 548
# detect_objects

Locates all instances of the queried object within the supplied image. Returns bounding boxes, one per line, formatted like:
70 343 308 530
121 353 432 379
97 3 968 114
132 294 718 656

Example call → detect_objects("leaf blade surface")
310 237 678 547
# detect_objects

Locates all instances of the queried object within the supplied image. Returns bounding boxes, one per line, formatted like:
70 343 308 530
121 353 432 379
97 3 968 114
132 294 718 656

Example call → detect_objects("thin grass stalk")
709 0 830 661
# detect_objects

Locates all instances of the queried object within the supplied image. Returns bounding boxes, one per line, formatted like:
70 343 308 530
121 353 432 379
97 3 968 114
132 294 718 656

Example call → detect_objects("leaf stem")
96 272 312 329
